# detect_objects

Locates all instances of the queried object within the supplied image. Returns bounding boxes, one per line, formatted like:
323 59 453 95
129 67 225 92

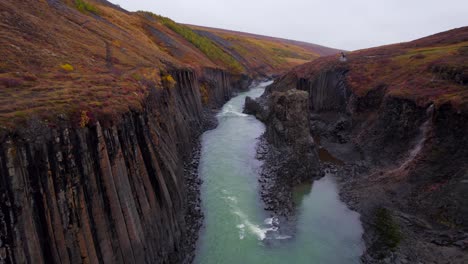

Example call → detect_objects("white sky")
108 0 468 51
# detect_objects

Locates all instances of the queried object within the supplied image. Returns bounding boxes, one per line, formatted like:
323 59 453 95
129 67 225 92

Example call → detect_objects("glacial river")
195 82 364 264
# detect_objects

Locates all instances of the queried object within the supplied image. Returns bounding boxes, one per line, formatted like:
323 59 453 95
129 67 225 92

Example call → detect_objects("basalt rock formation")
0 69 250 264
264 90 320 184
260 27 468 263
245 89 321 218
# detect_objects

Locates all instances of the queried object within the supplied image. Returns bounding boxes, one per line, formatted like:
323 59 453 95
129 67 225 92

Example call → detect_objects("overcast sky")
108 0 468 51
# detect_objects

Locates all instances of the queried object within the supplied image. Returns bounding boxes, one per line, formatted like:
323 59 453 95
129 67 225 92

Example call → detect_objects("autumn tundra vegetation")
0 0 337 133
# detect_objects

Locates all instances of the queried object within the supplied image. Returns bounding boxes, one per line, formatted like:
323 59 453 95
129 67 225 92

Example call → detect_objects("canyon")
1 0 467 263
0 0 338 263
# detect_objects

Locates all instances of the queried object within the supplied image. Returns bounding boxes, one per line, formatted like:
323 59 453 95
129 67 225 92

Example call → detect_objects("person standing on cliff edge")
339 52 347 62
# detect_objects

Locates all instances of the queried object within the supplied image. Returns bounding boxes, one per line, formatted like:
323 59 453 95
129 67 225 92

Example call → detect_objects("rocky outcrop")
264 90 319 183
248 89 321 219
243 96 267 121
0 68 250 264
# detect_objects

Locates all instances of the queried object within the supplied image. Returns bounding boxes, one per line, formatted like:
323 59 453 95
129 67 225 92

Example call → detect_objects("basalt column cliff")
0 69 250 263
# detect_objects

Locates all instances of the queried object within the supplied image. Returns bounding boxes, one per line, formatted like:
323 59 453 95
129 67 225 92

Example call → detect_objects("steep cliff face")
412 103 468 227
0 69 249 264
265 64 468 262
297 70 350 113
199 68 251 107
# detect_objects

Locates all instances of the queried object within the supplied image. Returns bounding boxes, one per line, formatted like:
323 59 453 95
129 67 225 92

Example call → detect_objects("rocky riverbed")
181 109 219 264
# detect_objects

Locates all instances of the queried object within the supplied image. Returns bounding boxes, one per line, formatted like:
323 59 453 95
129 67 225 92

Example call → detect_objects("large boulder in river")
265 89 320 183
244 96 268 121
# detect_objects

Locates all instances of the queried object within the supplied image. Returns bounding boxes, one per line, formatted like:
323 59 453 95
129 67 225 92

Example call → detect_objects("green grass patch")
145 13 244 73
74 0 99 15
271 47 303 59
393 42 466 67
375 207 402 249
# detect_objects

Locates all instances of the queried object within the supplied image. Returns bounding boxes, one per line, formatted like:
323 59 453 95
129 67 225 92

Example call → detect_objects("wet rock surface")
256 135 295 218
243 96 268 121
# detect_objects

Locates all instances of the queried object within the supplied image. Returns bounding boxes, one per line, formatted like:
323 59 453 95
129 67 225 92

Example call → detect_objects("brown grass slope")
0 0 336 131
274 26 468 111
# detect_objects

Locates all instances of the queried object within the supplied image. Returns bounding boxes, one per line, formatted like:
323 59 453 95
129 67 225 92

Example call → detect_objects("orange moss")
199 83 209 105
79 110 90 127
161 74 176 89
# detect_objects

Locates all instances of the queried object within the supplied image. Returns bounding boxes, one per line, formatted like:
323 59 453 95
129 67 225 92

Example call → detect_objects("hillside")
187 24 340 73
272 26 468 111
0 0 337 132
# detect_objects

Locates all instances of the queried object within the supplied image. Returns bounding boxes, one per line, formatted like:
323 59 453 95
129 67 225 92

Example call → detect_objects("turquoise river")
195 81 364 264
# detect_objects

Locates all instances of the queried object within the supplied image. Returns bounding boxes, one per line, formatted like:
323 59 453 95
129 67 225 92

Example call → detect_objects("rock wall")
0 68 250 264
265 67 468 263
297 70 350 112
354 97 427 164
200 68 251 107
405 102 468 229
